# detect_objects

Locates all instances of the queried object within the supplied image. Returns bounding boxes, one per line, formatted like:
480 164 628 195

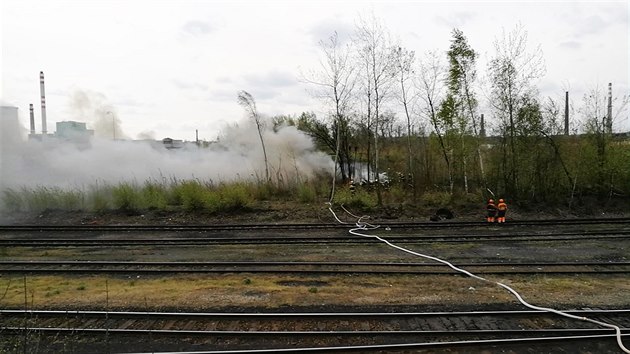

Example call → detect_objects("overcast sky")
1 0 628 141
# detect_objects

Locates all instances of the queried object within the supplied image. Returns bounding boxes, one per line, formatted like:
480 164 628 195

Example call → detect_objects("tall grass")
0 176 335 215
2 186 86 213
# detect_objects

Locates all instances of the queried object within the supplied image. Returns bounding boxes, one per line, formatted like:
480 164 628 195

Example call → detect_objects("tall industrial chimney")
479 113 486 137
564 91 569 135
607 83 613 134
39 71 47 134
29 104 35 134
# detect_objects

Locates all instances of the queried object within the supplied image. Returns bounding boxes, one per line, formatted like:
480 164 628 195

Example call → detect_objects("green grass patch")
332 188 377 210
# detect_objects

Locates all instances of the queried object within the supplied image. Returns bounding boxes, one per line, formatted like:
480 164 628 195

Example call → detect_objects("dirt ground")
3 197 630 226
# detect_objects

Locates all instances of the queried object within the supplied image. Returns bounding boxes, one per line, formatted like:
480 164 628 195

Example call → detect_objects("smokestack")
564 91 569 135
607 83 613 134
195 129 199 146
29 104 36 135
479 113 486 137
39 71 47 134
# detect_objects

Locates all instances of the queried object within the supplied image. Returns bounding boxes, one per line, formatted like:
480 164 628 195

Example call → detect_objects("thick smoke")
0 110 333 191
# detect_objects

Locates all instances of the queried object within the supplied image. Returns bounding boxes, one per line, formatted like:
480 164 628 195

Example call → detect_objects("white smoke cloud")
68 90 127 140
0 114 333 191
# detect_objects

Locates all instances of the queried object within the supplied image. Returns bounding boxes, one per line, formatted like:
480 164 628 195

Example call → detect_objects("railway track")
1 229 629 247
2 309 629 353
1 260 629 275
1 216 630 232
2 218 628 352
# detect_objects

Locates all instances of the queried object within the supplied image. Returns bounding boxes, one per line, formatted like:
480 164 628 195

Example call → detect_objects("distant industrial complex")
0 71 196 150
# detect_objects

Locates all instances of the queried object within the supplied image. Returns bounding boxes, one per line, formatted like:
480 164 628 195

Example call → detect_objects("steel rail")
2 268 628 275
115 333 630 353
0 260 630 274
2 260 629 266
1 260 629 275
1 233 629 246
3 309 628 344
1 327 624 336
1 328 628 354
3 308 629 317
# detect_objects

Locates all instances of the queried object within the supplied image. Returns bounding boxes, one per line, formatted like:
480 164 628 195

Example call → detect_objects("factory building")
0 106 19 125
1 105 22 143
55 121 94 143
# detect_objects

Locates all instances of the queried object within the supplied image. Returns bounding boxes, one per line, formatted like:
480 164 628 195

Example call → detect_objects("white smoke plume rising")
0 109 333 191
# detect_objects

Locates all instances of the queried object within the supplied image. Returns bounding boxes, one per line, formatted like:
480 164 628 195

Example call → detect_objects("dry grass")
1 274 627 311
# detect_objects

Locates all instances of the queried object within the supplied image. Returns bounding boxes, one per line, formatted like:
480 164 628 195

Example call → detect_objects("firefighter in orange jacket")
486 199 498 223
496 199 508 223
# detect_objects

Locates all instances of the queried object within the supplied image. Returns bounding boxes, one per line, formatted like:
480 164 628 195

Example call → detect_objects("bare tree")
353 13 396 205
487 24 545 195
237 90 270 182
417 51 453 193
393 45 417 192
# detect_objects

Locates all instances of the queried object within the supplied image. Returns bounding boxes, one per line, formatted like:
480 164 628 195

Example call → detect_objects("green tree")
438 29 480 193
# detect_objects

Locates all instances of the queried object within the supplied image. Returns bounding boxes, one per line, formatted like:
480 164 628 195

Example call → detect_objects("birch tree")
440 28 481 193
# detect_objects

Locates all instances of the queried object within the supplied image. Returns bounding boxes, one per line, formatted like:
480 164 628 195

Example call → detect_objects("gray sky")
1 0 628 141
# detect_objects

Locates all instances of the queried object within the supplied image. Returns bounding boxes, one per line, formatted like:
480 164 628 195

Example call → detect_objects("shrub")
140 182 168 210
218 182 251 211
112 183 141 212
420 191 451 207
333 188 377 210
296 182 317 203
175 181 209 211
